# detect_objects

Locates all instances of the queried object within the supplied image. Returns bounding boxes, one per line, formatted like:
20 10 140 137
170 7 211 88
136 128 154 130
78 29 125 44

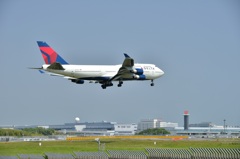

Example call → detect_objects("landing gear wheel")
101 85 106 89
151 80 154 86
118 81 123 87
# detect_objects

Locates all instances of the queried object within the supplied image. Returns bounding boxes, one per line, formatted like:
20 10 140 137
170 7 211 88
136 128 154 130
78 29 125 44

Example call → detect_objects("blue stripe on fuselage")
80 77 111 81
79 76 147 81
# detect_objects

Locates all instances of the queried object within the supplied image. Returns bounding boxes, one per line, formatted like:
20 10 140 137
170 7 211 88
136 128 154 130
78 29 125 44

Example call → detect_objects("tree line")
0 127 170 136
136 128 170 135
0 127 56 136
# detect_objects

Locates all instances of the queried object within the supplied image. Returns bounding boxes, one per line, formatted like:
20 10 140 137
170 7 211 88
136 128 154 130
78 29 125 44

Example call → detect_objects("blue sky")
0 0 239 127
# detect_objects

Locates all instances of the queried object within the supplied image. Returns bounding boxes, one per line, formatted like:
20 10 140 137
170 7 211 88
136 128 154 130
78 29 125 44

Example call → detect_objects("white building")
75 125 86 132
114 123 137 135
159 122 178 128
174 126 240 136
137 119 161 132
137 119 178 132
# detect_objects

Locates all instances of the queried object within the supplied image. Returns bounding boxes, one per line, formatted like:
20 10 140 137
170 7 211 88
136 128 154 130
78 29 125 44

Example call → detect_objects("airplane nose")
161 70 164 75
159 69 164 76
155 67 164 77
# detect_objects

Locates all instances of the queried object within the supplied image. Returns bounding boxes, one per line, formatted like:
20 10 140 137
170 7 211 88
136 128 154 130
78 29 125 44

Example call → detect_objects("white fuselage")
42 63 164 81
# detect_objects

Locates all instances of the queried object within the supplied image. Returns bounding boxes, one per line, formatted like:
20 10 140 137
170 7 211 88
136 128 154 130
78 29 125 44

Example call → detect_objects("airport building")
49 121 116 136
172 111 240 137
1 119 137 136
114 123 137 135
1 112 239 137
137 119 178 132
137 119 160 131
189 122 216 127
50 121 138 136
174 126 240 136
136 112 240 137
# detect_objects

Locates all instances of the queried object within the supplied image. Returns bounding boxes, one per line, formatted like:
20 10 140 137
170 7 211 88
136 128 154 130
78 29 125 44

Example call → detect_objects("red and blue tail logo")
37 41 68 64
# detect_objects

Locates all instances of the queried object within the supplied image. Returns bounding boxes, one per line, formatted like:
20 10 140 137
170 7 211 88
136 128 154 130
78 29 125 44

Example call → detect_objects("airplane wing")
109 53 134 81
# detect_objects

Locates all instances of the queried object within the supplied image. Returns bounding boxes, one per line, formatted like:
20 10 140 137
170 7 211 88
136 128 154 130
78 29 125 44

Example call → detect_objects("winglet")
122 53 134 67
124 53 130 58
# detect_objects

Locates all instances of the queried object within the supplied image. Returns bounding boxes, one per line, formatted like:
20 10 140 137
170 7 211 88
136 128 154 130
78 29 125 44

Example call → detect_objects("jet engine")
132 74 146 80
71 79 84 84
131 68 144 75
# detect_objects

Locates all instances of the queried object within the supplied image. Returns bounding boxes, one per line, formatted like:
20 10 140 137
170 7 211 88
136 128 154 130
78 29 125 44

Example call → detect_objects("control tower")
183 110 189 130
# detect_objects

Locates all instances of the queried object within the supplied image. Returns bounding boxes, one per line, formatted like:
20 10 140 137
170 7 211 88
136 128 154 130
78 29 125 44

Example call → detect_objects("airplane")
32 41 164 89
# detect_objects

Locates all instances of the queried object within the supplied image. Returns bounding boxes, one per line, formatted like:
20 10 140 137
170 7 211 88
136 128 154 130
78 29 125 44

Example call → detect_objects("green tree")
0 129 31 136
136 128 170 135
0 127 56 136
23 127 55 136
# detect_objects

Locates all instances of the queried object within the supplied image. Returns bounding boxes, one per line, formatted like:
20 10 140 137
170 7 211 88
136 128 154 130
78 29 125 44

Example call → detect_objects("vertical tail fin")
37 41 68 64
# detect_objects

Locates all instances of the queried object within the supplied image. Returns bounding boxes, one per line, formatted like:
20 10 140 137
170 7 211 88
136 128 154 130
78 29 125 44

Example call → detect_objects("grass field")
0 138 239 155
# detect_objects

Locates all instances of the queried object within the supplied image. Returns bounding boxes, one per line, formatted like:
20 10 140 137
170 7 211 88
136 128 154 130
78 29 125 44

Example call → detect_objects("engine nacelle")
132 74 146 80
71 79 84 84
132 68 144 75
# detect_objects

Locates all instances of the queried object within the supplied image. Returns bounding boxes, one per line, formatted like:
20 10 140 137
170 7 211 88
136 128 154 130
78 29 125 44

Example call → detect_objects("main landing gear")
101 82 113 89
150 80 154 86
117 81 123 87
101 80 154 89
101 85 107 89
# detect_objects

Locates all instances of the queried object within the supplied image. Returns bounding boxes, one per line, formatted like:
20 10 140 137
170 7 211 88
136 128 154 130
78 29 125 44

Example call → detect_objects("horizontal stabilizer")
39 70 45 74
38 70 73 78
28 67 43 70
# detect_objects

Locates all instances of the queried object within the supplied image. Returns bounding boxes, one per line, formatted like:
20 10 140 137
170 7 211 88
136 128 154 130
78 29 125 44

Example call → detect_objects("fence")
108 150 147 159
44 153 74 159
0 148 239 159
74 152 108 159
18 154 45 159
0 157 18 159
146 148 191 159
190 148 240 159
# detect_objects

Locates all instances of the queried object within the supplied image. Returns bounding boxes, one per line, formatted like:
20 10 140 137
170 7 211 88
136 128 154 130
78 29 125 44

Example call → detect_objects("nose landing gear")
150 80 154 86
